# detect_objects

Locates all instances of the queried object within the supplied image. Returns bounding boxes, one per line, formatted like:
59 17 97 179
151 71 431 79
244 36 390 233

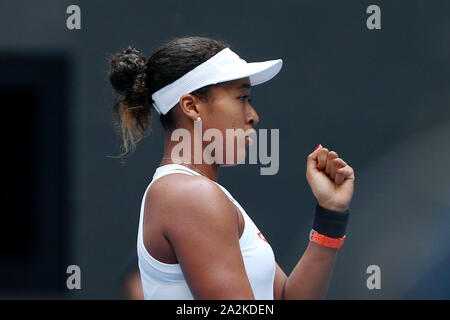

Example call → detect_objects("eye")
239 96 252 104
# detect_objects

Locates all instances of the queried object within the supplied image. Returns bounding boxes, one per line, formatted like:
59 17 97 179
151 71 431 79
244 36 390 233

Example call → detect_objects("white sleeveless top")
137 164 276 300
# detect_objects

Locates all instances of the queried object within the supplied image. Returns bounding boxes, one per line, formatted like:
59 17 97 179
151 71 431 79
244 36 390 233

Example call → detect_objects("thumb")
306 144 322 172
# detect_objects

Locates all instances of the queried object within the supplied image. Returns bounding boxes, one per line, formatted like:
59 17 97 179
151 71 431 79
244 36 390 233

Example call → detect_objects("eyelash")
239 96 252 104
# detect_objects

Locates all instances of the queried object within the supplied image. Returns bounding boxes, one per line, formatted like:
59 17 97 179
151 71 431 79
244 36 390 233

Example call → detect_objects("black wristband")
312 203 350 238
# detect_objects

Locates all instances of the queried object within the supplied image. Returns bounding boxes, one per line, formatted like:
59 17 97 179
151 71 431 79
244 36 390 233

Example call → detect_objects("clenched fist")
306 145 355 212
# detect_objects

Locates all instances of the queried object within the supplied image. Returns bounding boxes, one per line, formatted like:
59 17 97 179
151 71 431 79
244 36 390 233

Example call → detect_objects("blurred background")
0 0 448 299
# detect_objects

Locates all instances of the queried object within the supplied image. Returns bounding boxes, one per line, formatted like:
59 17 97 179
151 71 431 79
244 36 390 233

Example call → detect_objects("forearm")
280 199 349 299
283 241 338 299
281 144 354 299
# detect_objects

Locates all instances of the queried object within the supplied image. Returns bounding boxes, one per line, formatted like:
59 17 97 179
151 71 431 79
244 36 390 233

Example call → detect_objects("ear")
178 93 200 121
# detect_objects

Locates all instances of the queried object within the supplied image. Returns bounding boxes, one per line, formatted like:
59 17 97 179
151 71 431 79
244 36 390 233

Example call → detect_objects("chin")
219 148 247 166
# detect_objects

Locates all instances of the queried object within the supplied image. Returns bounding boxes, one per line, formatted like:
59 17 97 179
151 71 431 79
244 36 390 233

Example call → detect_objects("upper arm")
161 176 255 300
274 262 288 300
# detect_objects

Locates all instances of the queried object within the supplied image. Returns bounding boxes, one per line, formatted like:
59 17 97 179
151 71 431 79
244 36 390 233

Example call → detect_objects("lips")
246 128 257 136
245 129 256 146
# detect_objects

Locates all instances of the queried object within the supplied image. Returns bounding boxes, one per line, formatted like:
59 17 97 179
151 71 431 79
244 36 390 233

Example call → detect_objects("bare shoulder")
145 173 239 234
145 173 254 299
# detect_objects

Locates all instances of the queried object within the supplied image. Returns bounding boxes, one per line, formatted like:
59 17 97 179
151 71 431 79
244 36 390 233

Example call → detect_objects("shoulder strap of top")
141 163 251 247
151 164 239 205
152 163 201 181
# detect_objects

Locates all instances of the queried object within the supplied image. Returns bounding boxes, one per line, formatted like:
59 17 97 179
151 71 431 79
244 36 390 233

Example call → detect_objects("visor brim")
215 59 283 86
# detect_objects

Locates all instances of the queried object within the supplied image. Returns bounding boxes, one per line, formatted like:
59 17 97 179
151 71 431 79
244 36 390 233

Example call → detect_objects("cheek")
209 99 244 129
203 103 246 162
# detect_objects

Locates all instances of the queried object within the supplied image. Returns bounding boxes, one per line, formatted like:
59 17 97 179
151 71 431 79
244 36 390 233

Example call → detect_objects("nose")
248 106 260 126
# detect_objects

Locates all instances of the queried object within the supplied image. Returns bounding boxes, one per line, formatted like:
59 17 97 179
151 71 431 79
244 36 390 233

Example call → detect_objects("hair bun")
109 45 148 96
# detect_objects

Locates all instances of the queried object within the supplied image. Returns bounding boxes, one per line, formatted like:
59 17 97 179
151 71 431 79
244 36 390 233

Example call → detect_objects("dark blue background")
0 0 448 299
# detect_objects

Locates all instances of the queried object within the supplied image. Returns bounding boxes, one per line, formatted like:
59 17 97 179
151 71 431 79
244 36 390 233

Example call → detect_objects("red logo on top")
258 232 269 244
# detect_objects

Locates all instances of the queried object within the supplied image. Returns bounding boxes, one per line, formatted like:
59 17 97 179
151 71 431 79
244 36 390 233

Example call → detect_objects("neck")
159 133 220 182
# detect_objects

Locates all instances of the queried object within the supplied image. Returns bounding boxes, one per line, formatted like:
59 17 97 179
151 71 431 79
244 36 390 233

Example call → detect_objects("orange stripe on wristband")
309 230 346 249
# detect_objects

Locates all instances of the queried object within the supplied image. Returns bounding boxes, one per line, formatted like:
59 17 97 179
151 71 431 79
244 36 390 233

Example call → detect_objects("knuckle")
334 159 345 167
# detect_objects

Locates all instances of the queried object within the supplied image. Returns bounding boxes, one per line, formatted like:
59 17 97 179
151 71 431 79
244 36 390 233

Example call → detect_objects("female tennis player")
108 36 355 300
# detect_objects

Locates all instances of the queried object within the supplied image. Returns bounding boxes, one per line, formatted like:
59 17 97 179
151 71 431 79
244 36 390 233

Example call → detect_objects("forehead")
218 77 251 91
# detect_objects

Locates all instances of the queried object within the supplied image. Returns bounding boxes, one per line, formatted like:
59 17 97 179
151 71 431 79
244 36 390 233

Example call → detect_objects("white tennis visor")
151 47 283 115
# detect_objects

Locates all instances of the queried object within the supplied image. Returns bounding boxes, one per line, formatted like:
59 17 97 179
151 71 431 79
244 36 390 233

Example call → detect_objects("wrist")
318 201 349 213
309 229 346 249
313 203 349 238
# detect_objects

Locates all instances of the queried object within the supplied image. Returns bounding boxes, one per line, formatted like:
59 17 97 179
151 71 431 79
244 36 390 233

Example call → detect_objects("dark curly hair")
108 36 230 156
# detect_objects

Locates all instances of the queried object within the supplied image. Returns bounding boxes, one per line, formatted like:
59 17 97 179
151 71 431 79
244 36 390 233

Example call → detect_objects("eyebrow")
237 83 251 91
